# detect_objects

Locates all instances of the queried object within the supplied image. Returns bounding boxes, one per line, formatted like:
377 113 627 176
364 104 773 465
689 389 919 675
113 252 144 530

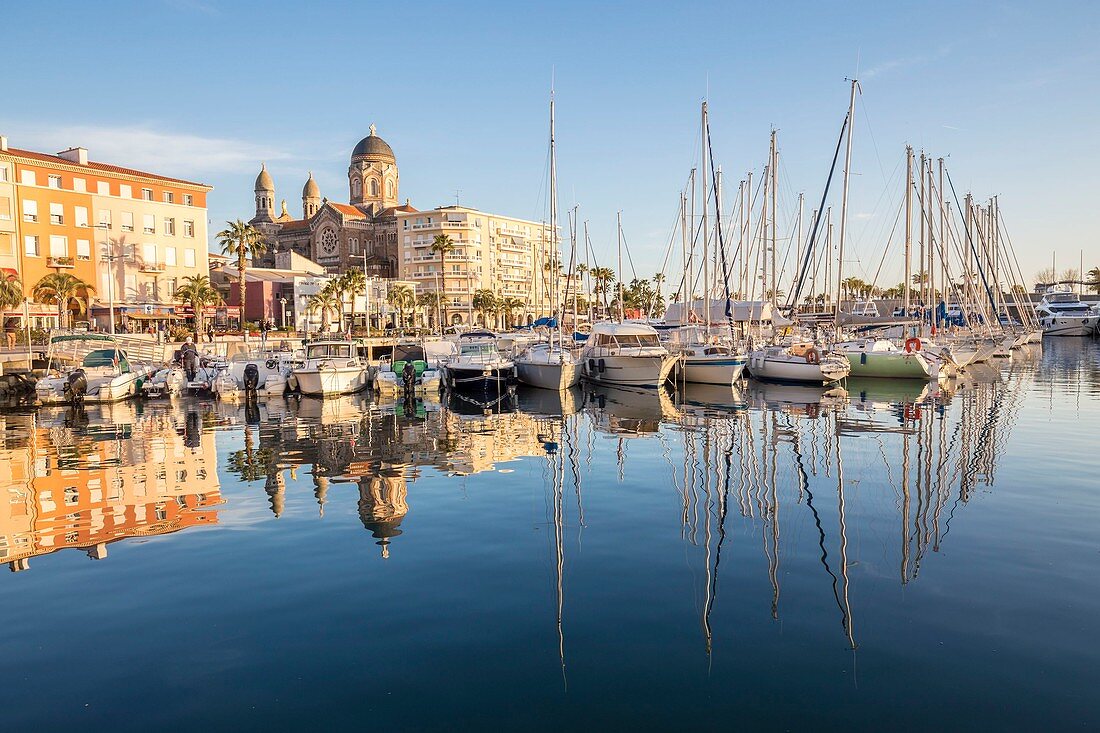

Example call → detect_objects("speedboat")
747 341 851 385
143 365 185 398
1036 285 1097 336
374 340 448 397
580 321 679 389
292 340 369 397
834 337 935 379
441 331 516 393
212 349 300 400
35 332 151 405
515 341 582 391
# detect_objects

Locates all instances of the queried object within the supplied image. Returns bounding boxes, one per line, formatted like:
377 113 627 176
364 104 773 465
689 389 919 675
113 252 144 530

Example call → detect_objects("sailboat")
516 89 582 391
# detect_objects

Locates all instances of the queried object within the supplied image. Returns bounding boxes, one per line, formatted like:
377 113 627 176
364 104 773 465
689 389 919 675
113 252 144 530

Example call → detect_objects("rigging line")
787 110 850 310
858 92 888 185
704 112 738 338
944 166 1000 318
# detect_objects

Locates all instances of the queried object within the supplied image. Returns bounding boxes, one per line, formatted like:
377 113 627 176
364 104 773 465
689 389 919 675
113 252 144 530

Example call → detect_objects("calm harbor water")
1 339 1098 730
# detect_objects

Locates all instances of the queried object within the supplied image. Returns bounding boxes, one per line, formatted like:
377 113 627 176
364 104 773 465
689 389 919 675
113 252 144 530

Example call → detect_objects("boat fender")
805 349 820 365
587 358 596 373
905 337 921 353
860 352 867 365
597 358 606 373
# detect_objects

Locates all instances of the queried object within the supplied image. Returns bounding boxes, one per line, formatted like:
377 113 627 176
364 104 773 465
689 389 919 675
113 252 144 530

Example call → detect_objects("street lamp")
97 222 115 335
279 296 288 330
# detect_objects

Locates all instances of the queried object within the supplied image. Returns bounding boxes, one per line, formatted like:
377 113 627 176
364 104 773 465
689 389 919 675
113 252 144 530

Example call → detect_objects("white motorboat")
374 341 448 397
516 342 582 391
143 365 185 398
834 337 935 380
1036 285 1097 336
442 331 516 393
212 349 300 400
35 332 151 405
580 321 679 389
747 342 851 385
292 340 369 397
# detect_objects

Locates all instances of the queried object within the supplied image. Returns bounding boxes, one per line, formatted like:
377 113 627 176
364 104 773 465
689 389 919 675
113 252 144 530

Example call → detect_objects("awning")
127 313 184 321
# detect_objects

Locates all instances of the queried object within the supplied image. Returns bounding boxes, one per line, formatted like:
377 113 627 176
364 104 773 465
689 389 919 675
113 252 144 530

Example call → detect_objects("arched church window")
351 178 361 196
370 179 379 197
386 180 394 197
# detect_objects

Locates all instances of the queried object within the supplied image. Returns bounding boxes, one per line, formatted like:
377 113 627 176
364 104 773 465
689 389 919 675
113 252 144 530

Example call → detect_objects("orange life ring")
905 337 921 353
805 348 820 365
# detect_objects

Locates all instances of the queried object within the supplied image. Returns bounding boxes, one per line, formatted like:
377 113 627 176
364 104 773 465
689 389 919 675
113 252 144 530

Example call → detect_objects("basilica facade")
249 125 416 278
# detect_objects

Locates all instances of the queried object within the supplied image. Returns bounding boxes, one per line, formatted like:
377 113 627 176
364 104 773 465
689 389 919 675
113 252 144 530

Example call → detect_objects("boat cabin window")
308 343 352 359
459 342 496 357
615 333 660 348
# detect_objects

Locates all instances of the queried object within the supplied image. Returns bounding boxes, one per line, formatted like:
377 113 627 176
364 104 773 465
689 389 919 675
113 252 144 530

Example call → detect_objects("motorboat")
374 341 447 397
212 348 301 400
143 365 185 398
515 341 582 391
292 340 369 397
1036 285 1097 336
580 321 679 389
747 341 851 385
441 331 516 393
35 332 152 405
834 337 935 380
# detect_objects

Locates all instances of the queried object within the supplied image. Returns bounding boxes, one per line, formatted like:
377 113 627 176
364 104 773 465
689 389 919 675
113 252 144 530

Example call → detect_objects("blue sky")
4 0 1097 284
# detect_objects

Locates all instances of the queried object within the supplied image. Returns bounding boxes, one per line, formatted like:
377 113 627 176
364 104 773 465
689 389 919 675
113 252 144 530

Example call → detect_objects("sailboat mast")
549 89 559 347
904 146 913 314
617 211 624 322
680 192 687 302
835 79 858 328
770 129 778 301
701 101 710 335
795 191 804 296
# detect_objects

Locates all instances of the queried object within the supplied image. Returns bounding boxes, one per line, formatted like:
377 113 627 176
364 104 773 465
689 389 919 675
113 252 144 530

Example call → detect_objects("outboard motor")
243 363 261 393
64 368 88 402
401 361 417 396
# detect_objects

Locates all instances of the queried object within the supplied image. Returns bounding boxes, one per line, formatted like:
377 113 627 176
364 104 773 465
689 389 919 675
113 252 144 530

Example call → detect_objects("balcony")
47 256 75 269
140 263 165 274
441 221 466 228
410 222 435 230
496 225 527 237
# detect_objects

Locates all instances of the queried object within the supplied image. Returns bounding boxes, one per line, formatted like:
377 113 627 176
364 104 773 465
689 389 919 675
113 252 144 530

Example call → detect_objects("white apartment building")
396 205 556 326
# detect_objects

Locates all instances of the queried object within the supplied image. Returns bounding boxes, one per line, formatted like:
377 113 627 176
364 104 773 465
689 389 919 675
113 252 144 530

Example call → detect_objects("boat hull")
748 353 849 385
843 351 932 379
680 356 747 385
444 364 516 393
581 354 679 389
293 367 368 396
516 359 582 391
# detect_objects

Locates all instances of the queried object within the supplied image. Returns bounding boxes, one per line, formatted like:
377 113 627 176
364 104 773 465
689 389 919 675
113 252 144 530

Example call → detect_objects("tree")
307 289 341 331
499 296 524 329
175 274 223 340
430 234 456 328
417 290 444 331
590 267 615 313
387 284 415 330
1088 267 1100 294
340 269 367 334
0 276 23 314
32 273 96 329
218 219 267 335
472 289 498 327
320 280 345 331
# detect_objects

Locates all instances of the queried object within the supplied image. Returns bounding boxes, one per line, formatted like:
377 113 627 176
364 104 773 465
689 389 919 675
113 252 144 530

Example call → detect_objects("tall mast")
701 100 710 335
679 192 687 302
918 152 927 334
549 87 559 347
743 171 752 299
835 79 858 329
795 191 804 298
904 146 913 314
617 211 624 322
689 169 696 303
938 158 947 314
770 129 778 301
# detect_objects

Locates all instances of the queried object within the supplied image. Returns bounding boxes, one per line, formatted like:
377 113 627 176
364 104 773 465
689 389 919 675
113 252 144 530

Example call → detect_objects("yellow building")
0 135 212 330
396 205 556 326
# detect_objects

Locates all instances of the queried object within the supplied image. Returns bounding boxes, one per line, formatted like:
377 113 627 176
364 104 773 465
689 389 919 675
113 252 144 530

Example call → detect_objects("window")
165 247 177 266
20 170 35 186
24 236 39 256
22 199 38 222
125 274 137 297
0 165 8 182
402 219 408 230
121 212 134 231
167 277 177 297
98 209 111 227
49 235 67 257
73 178 86 193
183 194 193 206
183 220 194 237
0 196 10 221
75 206 89 227
100 273 110 296
76 239 91 260
97 181 110 195
143 214 155 234
48 175 62 189
184 249 196 268
50 202 64 224
141 188 153 201
163 191 174 204
119 184 132 198
164 218 175 236
143 243 157 265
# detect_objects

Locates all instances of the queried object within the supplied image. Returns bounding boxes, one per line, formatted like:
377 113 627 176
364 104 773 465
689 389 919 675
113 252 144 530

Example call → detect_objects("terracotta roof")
379 203 418 216
328 202 367 218
3 146 211 188
280 219 311 232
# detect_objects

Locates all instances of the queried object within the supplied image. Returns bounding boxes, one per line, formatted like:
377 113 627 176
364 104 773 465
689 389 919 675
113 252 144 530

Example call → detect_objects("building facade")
249 125 416 280
396 205 555 325
0 135 211 330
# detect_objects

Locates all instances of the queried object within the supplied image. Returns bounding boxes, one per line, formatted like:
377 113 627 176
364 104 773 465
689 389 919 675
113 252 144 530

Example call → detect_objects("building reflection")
0 402 221 572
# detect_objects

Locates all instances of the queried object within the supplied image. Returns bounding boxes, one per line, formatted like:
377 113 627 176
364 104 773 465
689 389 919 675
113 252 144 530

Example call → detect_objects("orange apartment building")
0 135 212 330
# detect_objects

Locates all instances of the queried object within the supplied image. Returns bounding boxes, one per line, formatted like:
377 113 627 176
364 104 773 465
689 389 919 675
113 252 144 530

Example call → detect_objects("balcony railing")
140 263 165 273
47 256 75 269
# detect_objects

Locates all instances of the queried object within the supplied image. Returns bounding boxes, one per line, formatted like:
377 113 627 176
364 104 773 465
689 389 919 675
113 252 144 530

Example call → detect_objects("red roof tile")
3 146 211 188
327 202 367 218
280 219 311 232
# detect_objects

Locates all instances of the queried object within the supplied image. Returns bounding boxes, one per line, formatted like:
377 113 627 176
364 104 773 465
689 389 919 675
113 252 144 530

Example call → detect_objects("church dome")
351 124 395 163
303 171 320 198
254 163 274 192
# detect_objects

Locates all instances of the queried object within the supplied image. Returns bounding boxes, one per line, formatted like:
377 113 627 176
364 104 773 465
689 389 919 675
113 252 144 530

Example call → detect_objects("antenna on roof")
454 189 461 207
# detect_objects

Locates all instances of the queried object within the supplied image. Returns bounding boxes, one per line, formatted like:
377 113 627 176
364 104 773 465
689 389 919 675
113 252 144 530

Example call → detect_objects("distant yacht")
1036 285 1097 336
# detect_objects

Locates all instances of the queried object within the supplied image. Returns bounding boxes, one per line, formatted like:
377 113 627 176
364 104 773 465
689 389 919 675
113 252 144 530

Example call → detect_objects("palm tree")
32 273 96 329
499 296 524 329
307 289 341 332
1088 266 1100 294
175 274 223 340
416 290 444 331
590 267 615 314
387 284 415 331
341 269 367 334
0 276 23 314
320 279 346 331
430 234 456 327
472 288 497 328
218 219 267 335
